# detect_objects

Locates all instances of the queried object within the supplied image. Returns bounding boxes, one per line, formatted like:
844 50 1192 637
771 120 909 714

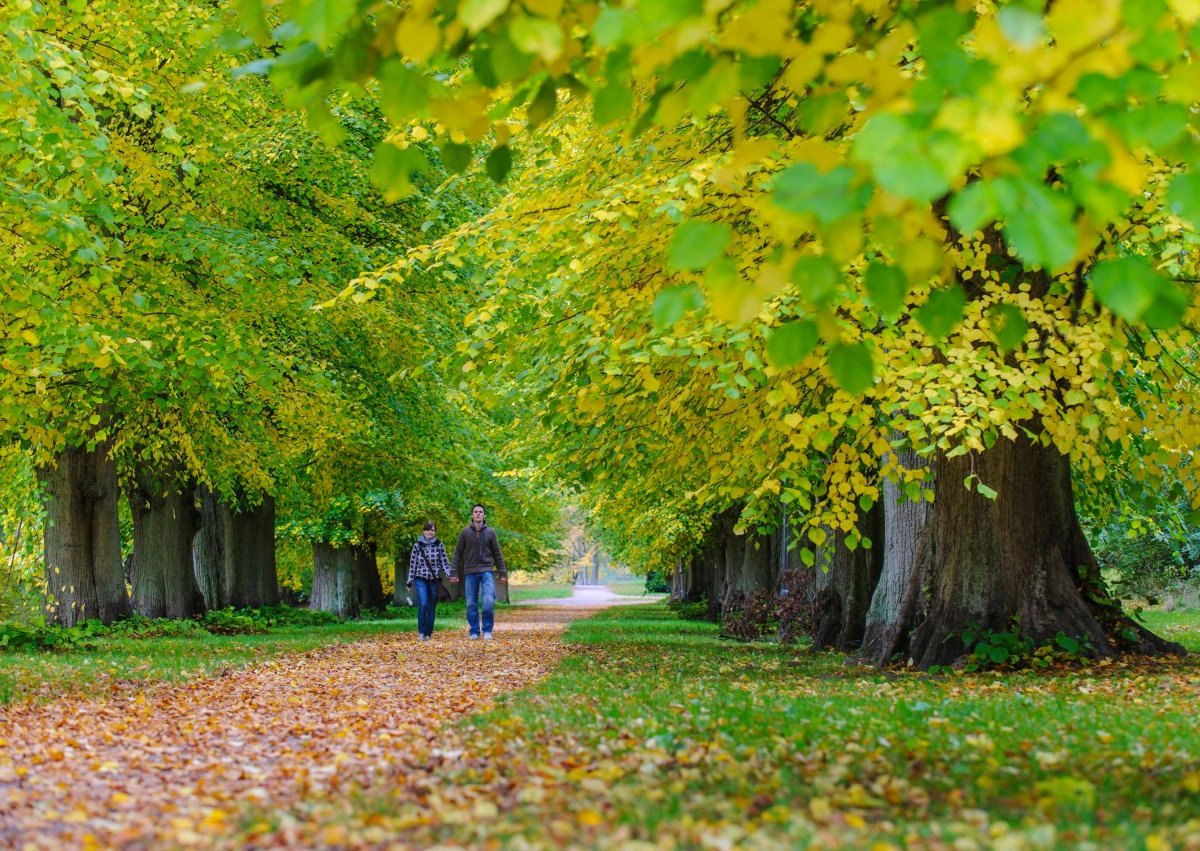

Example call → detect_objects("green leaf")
667 219 731 272
770 163 868 223
378 60 430 122
788 256 840 304
652 284 703 329
864 261 907 319
990 303 1029 351
1089 256 1183 326
439 141 473 173
853 115 965 202
766 320 819 368
486 144 513 183
509 16 563 61
1166 173 1200 225
526 80 557 128
828 342 874 394
593 83 633 125
947 181 997 234
459 0 510 34
976 482 998 499
915 285 966 340
992 178 1077 270
997 6 1044 48
369 142 427 201
298 0 356 48
592 8 630 46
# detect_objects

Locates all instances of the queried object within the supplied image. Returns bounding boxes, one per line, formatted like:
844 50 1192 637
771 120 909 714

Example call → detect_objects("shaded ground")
0 607 581 849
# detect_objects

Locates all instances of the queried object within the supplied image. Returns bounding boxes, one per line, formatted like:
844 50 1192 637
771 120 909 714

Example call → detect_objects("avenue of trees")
251 0 1200 667
4 0 1199 671
1 0 560 626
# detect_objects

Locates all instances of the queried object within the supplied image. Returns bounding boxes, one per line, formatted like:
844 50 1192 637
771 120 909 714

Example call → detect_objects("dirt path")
0 607 585 849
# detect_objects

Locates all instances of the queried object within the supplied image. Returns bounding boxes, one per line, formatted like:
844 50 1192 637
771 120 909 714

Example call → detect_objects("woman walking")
407 521 457 640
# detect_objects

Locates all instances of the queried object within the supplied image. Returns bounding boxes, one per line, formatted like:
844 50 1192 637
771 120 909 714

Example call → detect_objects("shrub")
644 570 668 593
721 591 781 641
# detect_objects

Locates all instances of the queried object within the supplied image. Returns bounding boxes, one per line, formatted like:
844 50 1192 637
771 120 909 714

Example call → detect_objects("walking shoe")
469 633 481 640
419 634 431 641
483 632 493 640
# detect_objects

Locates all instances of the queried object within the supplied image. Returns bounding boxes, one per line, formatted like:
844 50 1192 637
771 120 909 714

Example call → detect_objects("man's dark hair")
472 503 486 513
423 520 436 532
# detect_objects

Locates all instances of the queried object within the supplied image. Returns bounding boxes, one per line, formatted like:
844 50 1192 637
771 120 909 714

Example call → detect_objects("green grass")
436 604 1200 848
508 582 573 602
605 579 660 597
1136 608 1200 651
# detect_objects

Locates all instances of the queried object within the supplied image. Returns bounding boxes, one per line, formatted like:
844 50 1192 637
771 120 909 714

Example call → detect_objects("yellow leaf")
576 809 604 826
394 14 441 62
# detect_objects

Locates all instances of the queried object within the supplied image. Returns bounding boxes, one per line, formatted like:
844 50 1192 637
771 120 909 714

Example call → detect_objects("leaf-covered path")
0 607 584 849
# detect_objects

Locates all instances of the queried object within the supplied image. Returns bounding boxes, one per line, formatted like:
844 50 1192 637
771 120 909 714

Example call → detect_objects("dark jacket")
408 536 453 585
452 522 507 579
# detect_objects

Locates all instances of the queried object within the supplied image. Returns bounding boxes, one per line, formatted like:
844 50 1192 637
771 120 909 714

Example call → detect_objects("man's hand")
449 575 459 583
499 577 507 584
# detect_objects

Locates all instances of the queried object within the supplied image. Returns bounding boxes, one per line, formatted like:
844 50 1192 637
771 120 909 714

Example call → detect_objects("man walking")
451 503 507 640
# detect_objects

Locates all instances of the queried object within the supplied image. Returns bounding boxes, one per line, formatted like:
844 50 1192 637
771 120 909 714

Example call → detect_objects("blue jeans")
464 571 495 636
414 578 439 637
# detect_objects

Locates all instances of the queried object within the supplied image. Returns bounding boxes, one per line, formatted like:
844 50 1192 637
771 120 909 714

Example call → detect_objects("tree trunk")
128 469 204 619
224 494 278 608
810 502 884 652
354 541 387 611
193 485 226 610
37 442 130 626
868 433 1183 668
311 541 359 619
862 449 931 663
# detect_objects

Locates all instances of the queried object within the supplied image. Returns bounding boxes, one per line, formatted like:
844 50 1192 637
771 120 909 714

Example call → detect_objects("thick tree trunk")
862 449 931 663
809 502 884 651
37 442 130 626
311 541 359 619
721 522 777 620
869 434 1183 668
224 494 279 608
704 511 736 622
354 542 387 611
128 469 204 619
193 485 226 610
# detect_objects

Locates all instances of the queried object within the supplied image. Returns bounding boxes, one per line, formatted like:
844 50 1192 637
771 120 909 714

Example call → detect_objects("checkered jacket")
408 537 453 584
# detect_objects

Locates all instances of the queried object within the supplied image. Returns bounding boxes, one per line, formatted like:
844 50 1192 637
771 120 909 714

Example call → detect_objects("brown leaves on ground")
0 608 583 849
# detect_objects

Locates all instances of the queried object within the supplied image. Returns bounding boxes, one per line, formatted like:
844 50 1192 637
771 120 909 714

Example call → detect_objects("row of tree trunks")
36 442 281 625
192 487 279 610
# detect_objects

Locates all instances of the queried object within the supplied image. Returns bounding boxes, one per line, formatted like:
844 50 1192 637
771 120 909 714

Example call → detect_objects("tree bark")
721 520 778 621
311 541 359 619
128 468 204 619
809 502 884 652
862 449 931 663
37 442 130 626
223 494 279 609
867 433 1184 668
354 541 387 611
193 485 225 610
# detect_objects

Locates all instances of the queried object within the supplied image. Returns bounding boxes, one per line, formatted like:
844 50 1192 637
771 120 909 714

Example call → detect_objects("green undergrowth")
421 604 1200 849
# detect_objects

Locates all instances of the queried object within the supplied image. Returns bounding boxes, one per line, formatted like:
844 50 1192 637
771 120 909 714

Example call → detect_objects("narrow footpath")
0 606 590 849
